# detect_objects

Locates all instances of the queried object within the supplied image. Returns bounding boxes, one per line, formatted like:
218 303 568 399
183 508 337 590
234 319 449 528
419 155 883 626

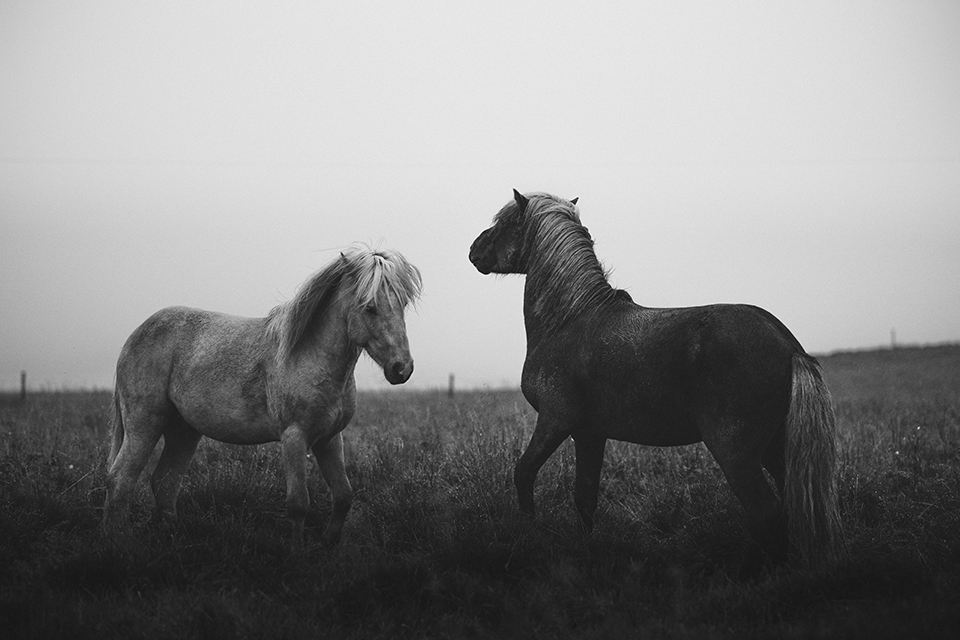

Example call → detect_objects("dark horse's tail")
107 391 124 469
784 353 843 565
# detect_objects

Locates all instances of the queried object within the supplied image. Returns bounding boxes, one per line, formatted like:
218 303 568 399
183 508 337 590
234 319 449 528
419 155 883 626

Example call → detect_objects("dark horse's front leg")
515 412 575 517
573 433 607 534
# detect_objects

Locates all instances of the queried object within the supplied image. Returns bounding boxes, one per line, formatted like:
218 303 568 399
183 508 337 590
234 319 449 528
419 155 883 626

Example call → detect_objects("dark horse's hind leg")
573 433 607 534
761 427 786 497
704 423 787 573
151 415 202 524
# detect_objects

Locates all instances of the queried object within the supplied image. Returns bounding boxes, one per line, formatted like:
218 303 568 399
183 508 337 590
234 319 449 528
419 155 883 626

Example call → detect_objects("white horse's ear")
513 189 529 211
570 197 579 205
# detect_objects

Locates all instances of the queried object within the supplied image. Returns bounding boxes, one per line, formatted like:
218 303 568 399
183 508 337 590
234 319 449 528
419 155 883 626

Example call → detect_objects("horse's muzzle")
385 360 414 385
468 244 492 275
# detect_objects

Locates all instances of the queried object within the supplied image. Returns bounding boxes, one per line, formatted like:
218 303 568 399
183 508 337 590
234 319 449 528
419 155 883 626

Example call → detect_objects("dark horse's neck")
522 213 618 344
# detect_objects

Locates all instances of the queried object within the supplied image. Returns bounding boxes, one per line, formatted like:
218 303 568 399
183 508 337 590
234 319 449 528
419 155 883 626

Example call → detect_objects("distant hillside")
817 343 960 403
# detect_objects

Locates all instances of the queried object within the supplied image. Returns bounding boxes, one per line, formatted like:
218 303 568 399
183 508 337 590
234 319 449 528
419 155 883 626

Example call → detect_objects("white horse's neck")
285 289 361 389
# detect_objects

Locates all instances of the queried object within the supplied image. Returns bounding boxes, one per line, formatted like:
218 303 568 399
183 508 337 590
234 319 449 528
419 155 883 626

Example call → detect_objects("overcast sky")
2 1 959 391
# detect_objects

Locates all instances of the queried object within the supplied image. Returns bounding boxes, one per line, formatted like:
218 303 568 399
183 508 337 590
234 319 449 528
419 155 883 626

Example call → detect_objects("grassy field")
1 345 959 638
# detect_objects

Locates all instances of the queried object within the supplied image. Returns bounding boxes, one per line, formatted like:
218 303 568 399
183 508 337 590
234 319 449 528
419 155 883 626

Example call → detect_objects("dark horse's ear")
570 197 579 205
513 189 529 212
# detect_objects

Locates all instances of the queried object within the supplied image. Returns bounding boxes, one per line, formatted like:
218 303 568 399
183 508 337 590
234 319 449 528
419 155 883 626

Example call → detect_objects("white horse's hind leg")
280 426 310 550
150 419 202 524
313 432 354 546
103 411 164 528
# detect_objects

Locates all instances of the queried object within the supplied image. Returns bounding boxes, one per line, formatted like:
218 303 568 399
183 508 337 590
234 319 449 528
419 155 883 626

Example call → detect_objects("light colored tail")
784 353 843 566
107 391 124 468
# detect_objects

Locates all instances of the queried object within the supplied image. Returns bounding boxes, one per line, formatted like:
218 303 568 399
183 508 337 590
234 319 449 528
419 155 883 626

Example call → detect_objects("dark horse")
469 190 841 567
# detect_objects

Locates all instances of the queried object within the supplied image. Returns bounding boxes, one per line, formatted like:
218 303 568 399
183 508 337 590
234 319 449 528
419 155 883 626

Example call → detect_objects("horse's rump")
579 302 798 401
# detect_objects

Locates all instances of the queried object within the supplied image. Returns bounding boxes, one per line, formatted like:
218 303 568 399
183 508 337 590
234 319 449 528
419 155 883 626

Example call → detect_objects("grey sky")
2 1 959 390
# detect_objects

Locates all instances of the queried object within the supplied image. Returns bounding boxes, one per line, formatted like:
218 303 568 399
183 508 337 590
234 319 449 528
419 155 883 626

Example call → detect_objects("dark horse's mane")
512 193 622 333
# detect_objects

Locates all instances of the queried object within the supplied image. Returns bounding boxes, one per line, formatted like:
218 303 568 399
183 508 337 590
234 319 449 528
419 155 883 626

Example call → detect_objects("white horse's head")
268 244 422 384
339 247 422 384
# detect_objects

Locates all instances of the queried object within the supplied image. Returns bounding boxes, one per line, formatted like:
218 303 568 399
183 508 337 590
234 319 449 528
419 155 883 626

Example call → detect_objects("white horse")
102 245 422 548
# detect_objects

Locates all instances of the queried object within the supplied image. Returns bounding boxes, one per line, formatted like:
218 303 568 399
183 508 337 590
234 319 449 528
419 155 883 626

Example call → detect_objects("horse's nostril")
388 361 413 384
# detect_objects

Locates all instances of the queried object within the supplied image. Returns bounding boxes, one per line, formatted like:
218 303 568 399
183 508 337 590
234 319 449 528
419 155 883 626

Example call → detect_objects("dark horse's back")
527 297 842 561
533 300 808 447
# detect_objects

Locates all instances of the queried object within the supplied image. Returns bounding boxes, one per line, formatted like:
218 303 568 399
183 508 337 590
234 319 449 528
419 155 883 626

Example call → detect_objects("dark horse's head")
469 189 578 275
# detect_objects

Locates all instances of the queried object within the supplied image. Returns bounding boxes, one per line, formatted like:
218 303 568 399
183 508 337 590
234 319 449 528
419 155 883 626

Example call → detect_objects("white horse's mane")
267 244 422 362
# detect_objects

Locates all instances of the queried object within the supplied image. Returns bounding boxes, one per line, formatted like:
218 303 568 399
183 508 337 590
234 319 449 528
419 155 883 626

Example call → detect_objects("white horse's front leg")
280 426 310 550
313 431 353 546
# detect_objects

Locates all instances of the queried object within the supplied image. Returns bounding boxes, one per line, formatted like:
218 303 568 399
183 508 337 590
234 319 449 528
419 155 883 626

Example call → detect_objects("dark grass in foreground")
2 346 960 638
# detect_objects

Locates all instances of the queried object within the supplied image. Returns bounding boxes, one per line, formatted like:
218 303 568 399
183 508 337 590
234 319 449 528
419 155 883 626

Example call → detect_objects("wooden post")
891 328 897 350
448 373 455 398
20 370 26 402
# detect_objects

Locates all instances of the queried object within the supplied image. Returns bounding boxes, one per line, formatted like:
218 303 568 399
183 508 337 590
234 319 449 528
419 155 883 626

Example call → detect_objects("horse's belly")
171 386 279 445
196 421 277 445
592 407 702 447
181 407 278 445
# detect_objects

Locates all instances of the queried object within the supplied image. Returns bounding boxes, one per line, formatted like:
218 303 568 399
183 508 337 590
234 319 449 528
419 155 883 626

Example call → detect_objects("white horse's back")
116 306 278 443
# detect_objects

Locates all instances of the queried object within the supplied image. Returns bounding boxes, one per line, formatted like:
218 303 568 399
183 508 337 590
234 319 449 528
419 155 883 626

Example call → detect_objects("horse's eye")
365 304 378 316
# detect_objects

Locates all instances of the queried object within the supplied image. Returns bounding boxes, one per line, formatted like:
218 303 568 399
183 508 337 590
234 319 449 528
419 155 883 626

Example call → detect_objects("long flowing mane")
267 245 422 362
471 190 843 567
518 194 619 333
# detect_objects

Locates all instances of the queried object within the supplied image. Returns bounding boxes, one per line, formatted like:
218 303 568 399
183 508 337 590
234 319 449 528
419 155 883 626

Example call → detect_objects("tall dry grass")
1 346 959 638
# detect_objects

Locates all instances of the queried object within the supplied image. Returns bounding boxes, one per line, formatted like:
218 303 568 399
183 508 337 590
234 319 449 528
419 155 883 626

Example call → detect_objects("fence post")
448 373 455 398
20 370 26 402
